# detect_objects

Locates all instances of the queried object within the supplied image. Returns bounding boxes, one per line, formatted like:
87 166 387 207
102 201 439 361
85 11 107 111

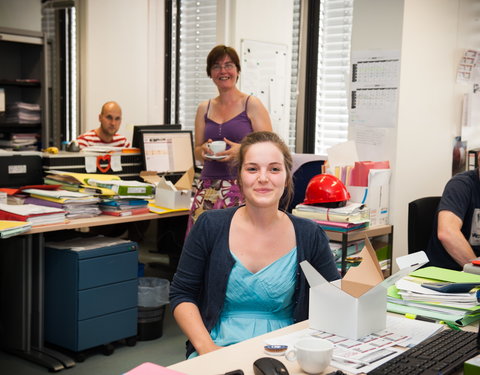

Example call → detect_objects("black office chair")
407 196 441 254
287 159 324 212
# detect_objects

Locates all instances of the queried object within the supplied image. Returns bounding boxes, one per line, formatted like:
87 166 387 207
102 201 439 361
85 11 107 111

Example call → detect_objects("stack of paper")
23 188 101 219
292 202 370 224
5 102 41 124
0 220 32 238
0 203 65 226
0 133 39 151
387 266 480 327
313 219 368 232
99 198 149 216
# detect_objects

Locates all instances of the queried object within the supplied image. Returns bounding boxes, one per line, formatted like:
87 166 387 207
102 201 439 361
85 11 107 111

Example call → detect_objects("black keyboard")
368 329 479 375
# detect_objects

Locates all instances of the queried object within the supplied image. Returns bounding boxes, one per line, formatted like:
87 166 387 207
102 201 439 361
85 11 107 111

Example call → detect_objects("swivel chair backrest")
407 196 441 254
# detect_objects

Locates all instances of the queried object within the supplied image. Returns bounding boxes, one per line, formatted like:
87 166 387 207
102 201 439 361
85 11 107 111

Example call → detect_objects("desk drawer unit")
44 241 138 352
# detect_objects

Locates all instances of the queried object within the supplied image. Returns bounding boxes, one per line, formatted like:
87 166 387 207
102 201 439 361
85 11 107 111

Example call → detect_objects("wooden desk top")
168 316 477 375
23 210 189 235
168 321 312 375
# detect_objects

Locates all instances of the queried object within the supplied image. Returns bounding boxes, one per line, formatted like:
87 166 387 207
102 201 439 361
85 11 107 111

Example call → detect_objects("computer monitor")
139 130 194 180
131 124 181 149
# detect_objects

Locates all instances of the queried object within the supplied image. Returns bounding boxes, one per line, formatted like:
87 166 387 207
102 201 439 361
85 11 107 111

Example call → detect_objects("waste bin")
137 277 170 341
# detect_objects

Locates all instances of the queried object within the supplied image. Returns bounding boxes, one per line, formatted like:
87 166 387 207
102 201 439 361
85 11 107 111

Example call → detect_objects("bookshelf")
0 27 49 150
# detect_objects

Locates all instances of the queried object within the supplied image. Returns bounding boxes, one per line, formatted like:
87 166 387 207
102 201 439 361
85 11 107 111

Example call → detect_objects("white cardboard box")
141 169 193 210
154 185 191 209
300 240 427 340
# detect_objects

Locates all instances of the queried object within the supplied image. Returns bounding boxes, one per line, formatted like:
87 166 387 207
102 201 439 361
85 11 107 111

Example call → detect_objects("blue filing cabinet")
44 239 138 352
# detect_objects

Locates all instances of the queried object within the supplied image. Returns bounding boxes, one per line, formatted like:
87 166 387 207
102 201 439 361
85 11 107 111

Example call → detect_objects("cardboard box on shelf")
141 168 194 210
301 239 427 340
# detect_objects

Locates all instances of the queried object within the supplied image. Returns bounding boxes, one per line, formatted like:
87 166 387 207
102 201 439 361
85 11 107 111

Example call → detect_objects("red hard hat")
303 174 350 207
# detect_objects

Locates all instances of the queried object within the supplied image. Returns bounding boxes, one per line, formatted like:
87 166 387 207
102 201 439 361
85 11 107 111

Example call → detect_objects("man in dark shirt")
425 168 480 270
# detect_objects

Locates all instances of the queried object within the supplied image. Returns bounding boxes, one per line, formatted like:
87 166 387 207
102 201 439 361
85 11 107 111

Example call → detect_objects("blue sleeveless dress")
188 247 297 358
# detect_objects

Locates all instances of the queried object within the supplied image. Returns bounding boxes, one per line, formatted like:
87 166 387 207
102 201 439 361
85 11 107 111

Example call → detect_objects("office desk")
0 211 188 372
168 318 477 375
168 321 313 375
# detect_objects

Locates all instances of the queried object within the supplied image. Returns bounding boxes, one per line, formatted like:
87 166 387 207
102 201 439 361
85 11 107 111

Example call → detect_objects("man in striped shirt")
77 101 131 149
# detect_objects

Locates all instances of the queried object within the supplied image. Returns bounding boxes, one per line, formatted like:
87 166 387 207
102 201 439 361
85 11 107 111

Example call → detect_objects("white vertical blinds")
178 0 217 132
288 0 301 151
315 0 354 155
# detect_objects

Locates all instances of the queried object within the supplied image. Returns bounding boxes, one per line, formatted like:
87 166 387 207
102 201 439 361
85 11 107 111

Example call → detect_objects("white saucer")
205 154 227 160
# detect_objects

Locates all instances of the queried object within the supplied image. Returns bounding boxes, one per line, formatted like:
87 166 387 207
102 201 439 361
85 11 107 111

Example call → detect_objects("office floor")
0 305 187 374
0 220 188 374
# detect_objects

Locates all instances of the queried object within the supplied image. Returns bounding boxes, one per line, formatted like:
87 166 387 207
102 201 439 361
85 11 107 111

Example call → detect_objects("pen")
404 314 461 330
439 320 461 331
404 313 437 323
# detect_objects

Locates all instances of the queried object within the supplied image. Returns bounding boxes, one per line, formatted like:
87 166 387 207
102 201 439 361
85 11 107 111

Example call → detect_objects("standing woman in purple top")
187 45 272 233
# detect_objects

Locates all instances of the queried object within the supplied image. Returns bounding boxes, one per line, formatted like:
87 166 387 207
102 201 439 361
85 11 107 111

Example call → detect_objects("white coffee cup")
285 337 334 374
208 140 226 154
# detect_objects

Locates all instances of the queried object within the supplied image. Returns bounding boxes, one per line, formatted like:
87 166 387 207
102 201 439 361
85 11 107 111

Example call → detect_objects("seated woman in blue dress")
169 131 340 358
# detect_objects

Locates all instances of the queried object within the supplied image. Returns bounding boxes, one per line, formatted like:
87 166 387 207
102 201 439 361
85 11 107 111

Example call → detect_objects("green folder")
387 284 480 326
410 266 480 283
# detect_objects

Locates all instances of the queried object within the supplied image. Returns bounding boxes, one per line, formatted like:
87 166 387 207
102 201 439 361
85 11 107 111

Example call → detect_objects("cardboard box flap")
140 168 194 191
140 171 162 186
175 167 194 190
341 237 384 298
396 250 429 270
300 261 330 288
366 251 429 294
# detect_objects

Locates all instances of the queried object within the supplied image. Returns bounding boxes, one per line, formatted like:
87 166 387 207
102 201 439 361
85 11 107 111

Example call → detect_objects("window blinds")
315 0 354 155
178 0 217 132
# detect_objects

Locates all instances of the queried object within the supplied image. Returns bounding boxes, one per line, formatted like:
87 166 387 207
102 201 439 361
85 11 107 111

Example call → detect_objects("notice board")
240 39 289 139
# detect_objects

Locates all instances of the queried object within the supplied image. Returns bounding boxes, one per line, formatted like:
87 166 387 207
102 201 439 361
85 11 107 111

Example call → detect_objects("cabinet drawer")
77 308 137 351
78 251 137 289
78 280 137 320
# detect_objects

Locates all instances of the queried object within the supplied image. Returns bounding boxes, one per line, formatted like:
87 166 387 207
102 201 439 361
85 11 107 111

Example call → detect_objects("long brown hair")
236 131 294 211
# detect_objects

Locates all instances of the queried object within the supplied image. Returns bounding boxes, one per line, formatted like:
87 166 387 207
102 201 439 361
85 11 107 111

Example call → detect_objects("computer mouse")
67 140 80 152
253 357 289 375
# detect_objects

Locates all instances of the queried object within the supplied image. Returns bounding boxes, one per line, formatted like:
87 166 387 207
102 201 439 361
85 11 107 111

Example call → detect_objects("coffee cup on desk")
285 337 334 374
208 140 226 154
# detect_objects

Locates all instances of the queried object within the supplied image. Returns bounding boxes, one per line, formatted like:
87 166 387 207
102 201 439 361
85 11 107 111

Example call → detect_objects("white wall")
455 0 480 149
352 0 480 268
79 0 164 141
220 0 293 142
0 0 41 32
393 0 461 265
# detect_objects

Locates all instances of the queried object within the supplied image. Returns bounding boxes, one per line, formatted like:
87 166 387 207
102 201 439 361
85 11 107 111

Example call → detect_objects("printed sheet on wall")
240 39 289 140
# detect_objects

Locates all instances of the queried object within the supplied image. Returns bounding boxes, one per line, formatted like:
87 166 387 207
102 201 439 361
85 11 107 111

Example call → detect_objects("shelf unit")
0 27 49 150
324 224 394 276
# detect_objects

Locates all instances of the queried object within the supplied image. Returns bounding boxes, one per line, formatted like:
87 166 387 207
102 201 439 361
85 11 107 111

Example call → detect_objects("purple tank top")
201 96 254 180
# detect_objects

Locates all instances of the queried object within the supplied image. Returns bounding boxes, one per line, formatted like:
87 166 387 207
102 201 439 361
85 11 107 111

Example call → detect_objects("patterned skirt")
186 178 244 235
